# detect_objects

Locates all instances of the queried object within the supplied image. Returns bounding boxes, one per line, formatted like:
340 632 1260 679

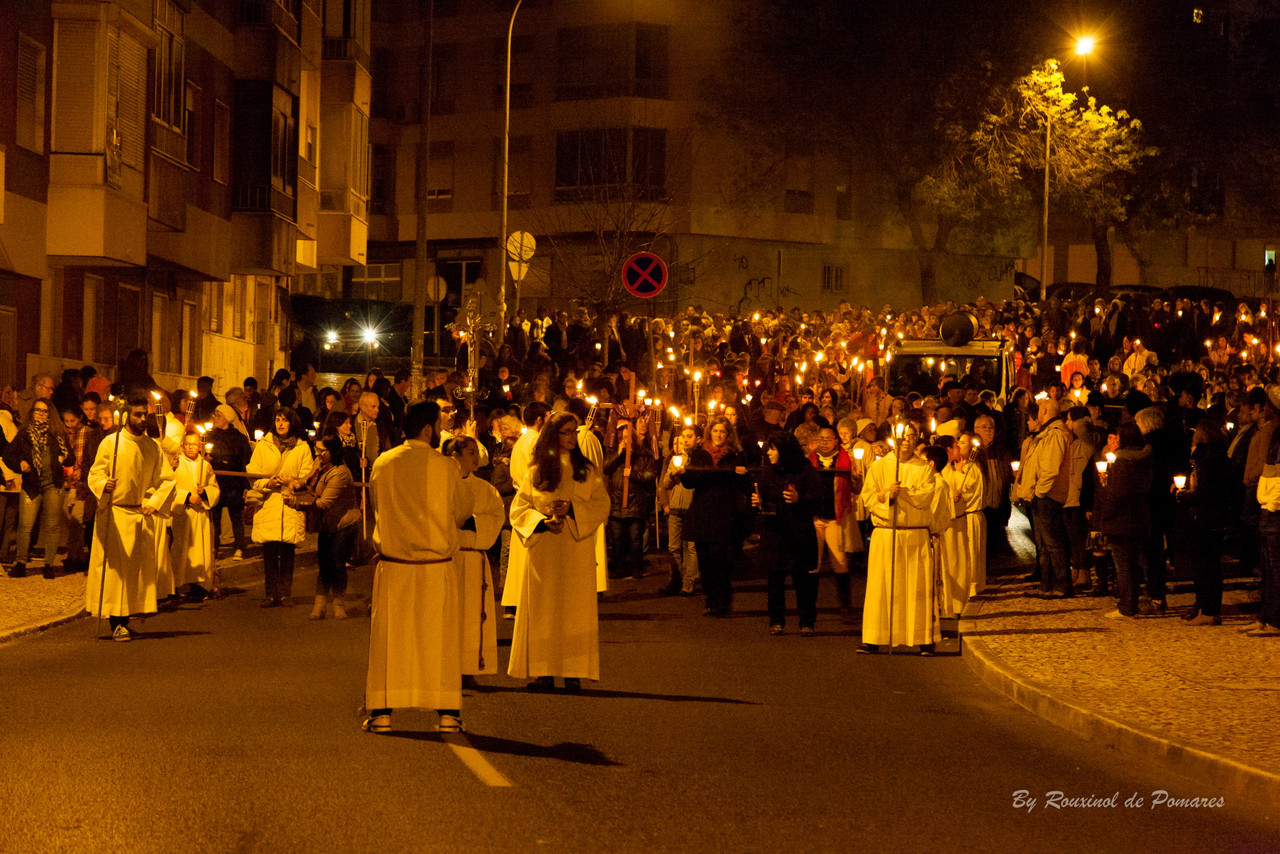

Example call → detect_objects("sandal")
436 714 464 733
361 714 391 733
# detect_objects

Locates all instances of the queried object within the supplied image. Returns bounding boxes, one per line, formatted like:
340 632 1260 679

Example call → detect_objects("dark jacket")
1183 441 1232 530
603 445 659 518
758 461 821 548
206 426 252 493
1094 445 1153 539
677 447 752 543
3 429 72 498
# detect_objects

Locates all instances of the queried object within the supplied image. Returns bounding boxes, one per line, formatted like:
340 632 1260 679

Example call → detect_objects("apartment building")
0 0 370 393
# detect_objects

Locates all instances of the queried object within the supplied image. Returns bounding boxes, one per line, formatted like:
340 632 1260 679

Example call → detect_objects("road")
1 557 1276 853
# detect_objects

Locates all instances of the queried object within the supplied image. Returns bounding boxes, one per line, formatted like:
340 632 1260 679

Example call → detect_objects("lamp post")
1040 36 1095 294
496 0 524 345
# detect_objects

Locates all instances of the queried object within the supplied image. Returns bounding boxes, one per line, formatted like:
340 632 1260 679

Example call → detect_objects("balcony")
322 37 370 71
233 183 296 221
46 153 147 266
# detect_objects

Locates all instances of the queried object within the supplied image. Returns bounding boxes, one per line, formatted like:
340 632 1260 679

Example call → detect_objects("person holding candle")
165 431 220 601
656 424 701 596
935 431 986 618
1096 423 1154 620
247 408 314 607
1063 406 1102 593
754 431 821 636
1178 421 1231 626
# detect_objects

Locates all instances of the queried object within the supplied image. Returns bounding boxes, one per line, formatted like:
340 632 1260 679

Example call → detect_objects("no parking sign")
621 252 668 299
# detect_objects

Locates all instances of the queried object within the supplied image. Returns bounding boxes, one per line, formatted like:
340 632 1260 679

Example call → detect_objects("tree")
973 60 1158 288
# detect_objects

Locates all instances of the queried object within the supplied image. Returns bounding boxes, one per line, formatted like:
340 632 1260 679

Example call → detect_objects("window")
153 0 185 130
493 135 533 209
427 140 454 210
556 24 668 101
555 127 665 202
784 147 815 214
369 144 393 215
232 276 247 339
492 34 535 110
270 87 297 197
821 265 846 293
83 275 102 362
16 35 46 154
351 263 402 302
208 280 224 333
305 123 316 164
213 100 230 184
430 44 458 115
185 81 200 167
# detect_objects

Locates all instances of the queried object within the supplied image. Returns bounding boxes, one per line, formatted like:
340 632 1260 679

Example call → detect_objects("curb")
960 591 1280 809
0 546 320 646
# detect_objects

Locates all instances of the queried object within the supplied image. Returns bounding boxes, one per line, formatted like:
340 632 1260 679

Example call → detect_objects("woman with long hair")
2 399 72 578
321 410 361 476
301 436 360 620
341 378 364 414
444 435 505 681
507 412 610 693
247 408 314 606
754 430 821 636
673 415 751 617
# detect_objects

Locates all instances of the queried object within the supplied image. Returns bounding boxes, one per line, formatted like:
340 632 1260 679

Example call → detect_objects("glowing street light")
1075 35 1097 56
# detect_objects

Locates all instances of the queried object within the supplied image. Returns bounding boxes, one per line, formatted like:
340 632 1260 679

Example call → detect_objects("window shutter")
116 29 148 169
53 20 99 153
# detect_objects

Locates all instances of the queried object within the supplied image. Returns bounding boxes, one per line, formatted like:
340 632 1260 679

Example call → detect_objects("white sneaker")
232 549 244 561
112 625 132 642
362 714 391 733
1103 609 1131 620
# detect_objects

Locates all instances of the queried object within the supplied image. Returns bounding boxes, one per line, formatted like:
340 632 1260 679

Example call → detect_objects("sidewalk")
962 567 1280 808
0 536 320 644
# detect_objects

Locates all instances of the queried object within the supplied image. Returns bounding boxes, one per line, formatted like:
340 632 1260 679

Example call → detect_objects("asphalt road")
2 556 1277 853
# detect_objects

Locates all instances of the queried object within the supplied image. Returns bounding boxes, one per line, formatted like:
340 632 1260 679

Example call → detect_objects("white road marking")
443 733 515 787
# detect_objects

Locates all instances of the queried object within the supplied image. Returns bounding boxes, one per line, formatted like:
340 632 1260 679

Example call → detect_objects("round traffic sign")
505 231 537 262
622 252 668 299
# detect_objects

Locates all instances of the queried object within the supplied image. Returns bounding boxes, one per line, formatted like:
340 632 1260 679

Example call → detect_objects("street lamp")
497 0 524 344
1040 35 1096 294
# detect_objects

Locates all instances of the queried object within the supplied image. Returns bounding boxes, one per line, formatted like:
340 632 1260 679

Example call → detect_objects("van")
884 336 1015 407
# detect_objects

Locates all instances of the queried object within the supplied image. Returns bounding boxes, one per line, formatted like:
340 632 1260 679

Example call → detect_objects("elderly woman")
247 407 314 606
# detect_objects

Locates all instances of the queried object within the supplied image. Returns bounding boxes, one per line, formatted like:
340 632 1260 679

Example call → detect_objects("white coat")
247 438 313 545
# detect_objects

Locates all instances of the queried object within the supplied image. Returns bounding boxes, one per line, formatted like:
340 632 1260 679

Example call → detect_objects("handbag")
245 451 286 508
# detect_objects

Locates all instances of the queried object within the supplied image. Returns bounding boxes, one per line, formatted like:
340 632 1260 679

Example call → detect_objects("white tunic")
164 454 221 587
500 429 538 608
456 474 504 675
507 455 610 680
860 455 951 647
366 439 475 712
939 461 987 616
153 455 178 598
85 431 165 618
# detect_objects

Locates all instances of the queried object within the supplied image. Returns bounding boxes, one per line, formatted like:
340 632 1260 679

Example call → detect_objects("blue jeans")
1032 497 1072 595
607 516 645 578
17 486 64 566
1109 535 1147 616
1257 510 1280 628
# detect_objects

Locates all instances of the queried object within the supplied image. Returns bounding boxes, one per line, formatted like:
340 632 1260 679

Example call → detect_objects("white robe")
163 455 221 588
860 455 951 647
456 474 504 675
366 440 475 712
85 431 166 618
500 429 539 608
939 461 987 616
576 425 609 593
153 456 178 598
507 455 610 680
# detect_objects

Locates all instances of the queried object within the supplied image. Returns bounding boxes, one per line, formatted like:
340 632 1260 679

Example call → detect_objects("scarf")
273 433 299 454
27 420 68 481
810 446 853 522
704 440 731 466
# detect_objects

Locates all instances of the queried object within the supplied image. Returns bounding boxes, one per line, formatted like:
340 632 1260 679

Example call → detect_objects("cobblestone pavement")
0 538 319 643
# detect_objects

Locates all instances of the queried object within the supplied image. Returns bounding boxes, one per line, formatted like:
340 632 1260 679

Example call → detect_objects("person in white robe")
500 404 549 615
938 433 987 617
164 432 220 598
444 436 504 678
364 401 475 735
85 399 166 642
858 424 951 654
508 411 611 692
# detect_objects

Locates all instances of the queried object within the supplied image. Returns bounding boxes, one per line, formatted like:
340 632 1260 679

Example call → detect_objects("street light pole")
1040 114 1050 292
496 0 524 347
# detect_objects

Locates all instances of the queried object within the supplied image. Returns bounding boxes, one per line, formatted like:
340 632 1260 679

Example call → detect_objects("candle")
1095 460 1108 474
853 447 865 461
1105 452 1116 464
1011 461 1020 472
1173 475 1187 490
671 455 684 468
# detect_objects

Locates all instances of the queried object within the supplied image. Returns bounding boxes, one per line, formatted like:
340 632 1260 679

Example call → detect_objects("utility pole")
410 0 435 400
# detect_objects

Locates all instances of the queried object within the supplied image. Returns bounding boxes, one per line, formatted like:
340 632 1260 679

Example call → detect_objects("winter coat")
677 447 751 544
206 426 252 494
1183 441 1232 530
247 438 314 545
757 461 821 547
1016 416 1070 504
3 428 72 498
1064 417 1100 510
309 462 361 531
1094 445 1153 539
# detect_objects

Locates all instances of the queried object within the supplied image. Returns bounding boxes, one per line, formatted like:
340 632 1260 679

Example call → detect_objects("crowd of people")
2 286 1278 731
